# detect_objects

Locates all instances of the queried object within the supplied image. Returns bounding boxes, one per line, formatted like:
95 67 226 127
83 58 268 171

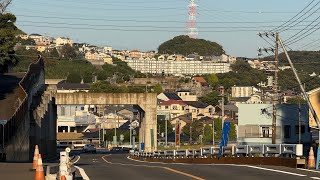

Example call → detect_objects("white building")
231 86 254 98
125 59 231 76
56 37 73 46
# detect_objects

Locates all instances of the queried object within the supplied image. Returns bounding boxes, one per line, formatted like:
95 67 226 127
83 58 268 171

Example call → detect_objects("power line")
271 0 317 32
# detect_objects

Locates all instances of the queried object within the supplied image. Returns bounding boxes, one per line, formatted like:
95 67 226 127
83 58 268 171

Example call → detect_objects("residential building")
56 82 90 93
125 59 231 76
157 92 182 101
157 100 186 119
170 113 192 130
231 86 254 98
103 46 113 53
56 37 73 46
214 104 238 120
192 77 208 87
177 90 197 101
237 104 311 145
36 43 47 52
129 50 142 59
184 101 215 120
17 34 29 40
308 87 320 128
103 56 113 64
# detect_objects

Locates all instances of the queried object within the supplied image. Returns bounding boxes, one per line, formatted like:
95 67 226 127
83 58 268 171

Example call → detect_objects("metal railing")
133 144 303 159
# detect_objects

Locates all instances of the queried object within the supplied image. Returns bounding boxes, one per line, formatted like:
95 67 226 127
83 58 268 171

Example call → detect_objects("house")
36 43 47 52
56 37 73 46
176 90 197 101
157 92 182 101
231 86 254 98
103 56 113 64
308 87 320 128
170 113 192 130
229 94 263 105
192 77 208 87
158 100 187 119
103 46 113 53
184 101 215 120
214 104 238 120
237 104 311 145
158 55 165 61
129 50 141 59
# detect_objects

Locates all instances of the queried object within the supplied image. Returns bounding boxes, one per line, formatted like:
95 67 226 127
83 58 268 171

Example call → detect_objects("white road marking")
127 157 306 177
298 168 320 174
72 155 81 164
74 165 90 180
242 165 306 177
311 177 320 180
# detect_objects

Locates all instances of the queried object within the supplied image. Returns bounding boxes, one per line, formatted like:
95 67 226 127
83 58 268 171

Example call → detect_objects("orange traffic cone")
35 154 45 180
32 145 39 170
60 175 66 180
308 147 316 169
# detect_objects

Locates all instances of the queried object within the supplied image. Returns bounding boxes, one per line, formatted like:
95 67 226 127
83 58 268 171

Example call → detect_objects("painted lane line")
242 165 306 177
298 168 320 174
162 166 205 180
311 177 320 180
74 165 90 180
102 156 205 180
72 155 81 164
128 157 307 177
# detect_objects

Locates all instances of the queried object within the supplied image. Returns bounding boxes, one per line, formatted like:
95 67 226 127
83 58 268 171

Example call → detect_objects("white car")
82 144 97 153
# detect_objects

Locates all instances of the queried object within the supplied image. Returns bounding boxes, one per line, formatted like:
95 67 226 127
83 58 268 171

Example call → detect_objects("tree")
286 96 306 104
199 90 220 105
207 74 219 87
60 44 77 59
153 84 163 94
158 35 225 56
157 115 174 135
0 13 18 73
66 72 81 83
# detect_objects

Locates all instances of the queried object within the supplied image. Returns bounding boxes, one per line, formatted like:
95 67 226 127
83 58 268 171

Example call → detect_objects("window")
295 125 305 134
61 106 65 116
172 105 178 110
261 127 271 138
165 106 169 109
81 106 85 111
209 108 213 114
185 93 187 95
284 125 291 138
192 109 196 113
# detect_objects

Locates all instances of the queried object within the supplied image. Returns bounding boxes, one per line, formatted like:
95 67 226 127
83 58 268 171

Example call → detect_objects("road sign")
120 134 124 141
0 120 8 125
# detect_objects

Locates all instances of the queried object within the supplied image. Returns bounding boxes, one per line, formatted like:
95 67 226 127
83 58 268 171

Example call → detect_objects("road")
74 152 320 180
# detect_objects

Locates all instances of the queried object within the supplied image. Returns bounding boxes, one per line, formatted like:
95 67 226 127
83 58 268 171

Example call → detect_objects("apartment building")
125 59 231 76
56 37 73 46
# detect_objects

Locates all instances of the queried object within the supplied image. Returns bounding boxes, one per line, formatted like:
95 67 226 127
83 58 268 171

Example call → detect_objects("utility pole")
298 102 301 144
189 119 193 144
212 120 215 146
165 115 168 147
272 32 279 144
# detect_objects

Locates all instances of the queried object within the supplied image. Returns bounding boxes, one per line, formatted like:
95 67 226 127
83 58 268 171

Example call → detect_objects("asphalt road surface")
74 152 320 180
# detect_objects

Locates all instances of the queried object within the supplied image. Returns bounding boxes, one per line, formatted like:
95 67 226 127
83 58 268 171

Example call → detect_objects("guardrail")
134 144 303 159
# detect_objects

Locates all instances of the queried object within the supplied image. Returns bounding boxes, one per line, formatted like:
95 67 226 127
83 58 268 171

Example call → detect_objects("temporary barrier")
264 144 281 155
193 149 202 158
235 145 249 156
249 145 264 155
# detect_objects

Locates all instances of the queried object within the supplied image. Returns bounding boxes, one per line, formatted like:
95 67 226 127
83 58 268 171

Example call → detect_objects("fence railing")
133 144 303 159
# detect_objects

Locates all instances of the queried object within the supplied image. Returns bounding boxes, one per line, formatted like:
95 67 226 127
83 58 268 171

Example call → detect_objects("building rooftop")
163 92 182 100
184 101 209 108
160 99 186 106
192 77 207 83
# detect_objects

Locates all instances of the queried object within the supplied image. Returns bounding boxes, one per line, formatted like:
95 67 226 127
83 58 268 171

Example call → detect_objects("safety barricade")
264 144 281 156
235 145 249 157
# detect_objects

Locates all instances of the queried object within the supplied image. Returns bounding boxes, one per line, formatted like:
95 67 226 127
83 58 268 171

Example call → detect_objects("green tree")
17 37 36 45
67 72 82 83
153 84 163 94
0 13 18 73
207 74 219 87
158 35 225 56
157 115 174 135
199 90 220 105
60 44 77 59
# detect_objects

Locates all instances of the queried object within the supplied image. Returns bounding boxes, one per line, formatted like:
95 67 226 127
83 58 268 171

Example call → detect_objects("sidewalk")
0 163 34 179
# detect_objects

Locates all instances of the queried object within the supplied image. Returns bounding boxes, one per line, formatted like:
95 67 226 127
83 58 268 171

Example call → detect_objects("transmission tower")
187 0 198 39
0 0 12 14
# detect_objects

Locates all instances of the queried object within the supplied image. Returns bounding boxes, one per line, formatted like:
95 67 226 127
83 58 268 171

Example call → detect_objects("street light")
0 120 8 155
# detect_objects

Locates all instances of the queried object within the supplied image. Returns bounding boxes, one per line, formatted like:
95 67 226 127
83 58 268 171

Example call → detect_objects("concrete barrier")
249 145 264 155
236 145 249 156
193 149 202 158
264 144 281 155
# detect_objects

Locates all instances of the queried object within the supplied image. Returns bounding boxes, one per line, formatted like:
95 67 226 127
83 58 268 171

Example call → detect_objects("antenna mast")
187 0 198 39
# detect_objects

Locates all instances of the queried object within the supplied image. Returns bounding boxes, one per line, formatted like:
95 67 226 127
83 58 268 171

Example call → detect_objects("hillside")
158 35 225 56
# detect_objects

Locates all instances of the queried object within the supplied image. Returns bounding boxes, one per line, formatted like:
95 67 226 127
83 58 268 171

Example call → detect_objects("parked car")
82 144 96 153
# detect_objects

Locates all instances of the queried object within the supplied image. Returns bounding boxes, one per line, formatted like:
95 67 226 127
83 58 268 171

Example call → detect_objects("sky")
8 0 319 57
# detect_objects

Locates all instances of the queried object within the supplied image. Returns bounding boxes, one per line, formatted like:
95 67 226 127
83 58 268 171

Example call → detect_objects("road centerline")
101 155 205 180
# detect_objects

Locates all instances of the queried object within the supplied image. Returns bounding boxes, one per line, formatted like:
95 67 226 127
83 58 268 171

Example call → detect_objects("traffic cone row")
308 147 316 169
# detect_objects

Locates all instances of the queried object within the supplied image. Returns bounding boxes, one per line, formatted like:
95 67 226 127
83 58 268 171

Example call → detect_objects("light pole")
0 120 8 156
212 120 215 146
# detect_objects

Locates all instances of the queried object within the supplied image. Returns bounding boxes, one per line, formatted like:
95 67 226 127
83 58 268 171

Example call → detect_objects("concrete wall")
55 93 157 152
309 88 320 127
